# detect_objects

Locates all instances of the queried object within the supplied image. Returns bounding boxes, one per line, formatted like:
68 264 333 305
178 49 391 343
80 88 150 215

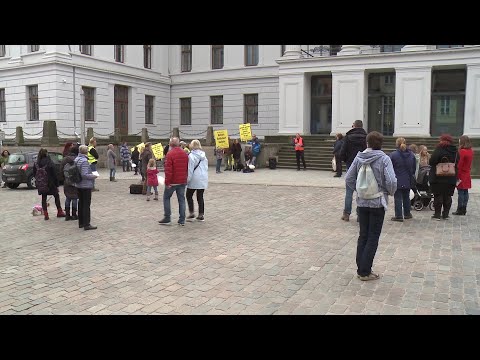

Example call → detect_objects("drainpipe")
68 45 78 141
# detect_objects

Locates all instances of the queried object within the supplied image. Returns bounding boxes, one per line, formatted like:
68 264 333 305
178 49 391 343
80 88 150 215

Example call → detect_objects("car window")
49 153 63 163
7 154 26 165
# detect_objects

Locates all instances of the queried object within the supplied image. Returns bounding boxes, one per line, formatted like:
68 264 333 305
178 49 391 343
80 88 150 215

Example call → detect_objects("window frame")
114 45 125 63
0 45 5 57
0 88 6 122
211 45 224 70
145 95 154 124
27 85 39 121
82 86 95 122
244 94 258 124
245 45 259 66
144 45 152 69
79 45 92 56
210 95 223 124
29 45 40 52
180 98 192 125
181 45 192 72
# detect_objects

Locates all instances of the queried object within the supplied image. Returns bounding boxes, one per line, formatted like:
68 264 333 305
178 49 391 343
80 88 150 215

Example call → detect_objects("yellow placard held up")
239 123 252 142
131 142 145 154
214 130 229 148
151 143 164 160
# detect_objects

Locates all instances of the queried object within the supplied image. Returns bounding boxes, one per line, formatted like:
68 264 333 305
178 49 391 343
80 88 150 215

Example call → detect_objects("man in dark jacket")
340 120 367 221
158 137 189 226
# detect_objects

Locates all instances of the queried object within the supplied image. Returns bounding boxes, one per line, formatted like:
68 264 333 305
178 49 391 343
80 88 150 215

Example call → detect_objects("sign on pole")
239 123 252 142
151 143 164 160
214 130 229 148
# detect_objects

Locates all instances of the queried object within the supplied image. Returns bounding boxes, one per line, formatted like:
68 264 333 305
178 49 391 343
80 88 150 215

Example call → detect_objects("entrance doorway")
114 85 129 135
368 72 395 136
311 75 332 134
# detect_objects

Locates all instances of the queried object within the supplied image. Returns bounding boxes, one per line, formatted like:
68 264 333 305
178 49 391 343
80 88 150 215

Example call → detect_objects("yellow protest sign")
214 130 229 148
131 142 145 153
151 143 164 160
239 123 252 142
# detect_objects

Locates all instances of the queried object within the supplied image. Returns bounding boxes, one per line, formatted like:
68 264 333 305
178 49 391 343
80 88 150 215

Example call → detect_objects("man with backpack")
340 120 367 222
75 145 99 230
345 131 397 281
61 143 80 221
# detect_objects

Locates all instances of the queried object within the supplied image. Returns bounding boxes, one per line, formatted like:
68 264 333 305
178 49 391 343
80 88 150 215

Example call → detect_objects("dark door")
368 73 396 136
311 75 332 134
114 85 129 135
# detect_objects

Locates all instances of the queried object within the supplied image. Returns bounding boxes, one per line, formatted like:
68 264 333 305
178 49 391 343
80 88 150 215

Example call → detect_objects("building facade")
0 45 479 140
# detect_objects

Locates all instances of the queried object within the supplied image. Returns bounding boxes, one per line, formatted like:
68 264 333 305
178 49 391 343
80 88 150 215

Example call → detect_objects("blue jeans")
357 207 385 277
146 185 158 195
110 168 116 178
122 160 131 172
394 189 411 218
344 185 357 216
65 197 78 211
163 184 186 223
457 189 469 208
90 163 97 187
216 159 222 172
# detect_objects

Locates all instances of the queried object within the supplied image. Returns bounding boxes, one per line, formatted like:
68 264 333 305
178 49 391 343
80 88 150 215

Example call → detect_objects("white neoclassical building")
0 45 479 140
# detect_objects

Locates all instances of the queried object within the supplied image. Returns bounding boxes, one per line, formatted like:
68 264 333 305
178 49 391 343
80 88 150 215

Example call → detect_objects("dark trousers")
122 160 131 172
357 207 385 277
296 150 306 170
433 192 452 216
457 189 469 208
334 153 342 176
77 188 92 227
186 188 205 215
133 161 139 174
42 193 61 212
394 189 411 218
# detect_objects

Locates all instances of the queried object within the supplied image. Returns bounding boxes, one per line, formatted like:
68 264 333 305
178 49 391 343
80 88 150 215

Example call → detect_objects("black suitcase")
268 157 277 170
129 183 143 194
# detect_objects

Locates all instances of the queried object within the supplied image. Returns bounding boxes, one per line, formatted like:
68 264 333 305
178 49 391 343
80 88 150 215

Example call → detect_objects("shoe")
158 218 172 226
154 195 159 201
84 225 97 230
333 174 341 178
71 209 78 221
358 272 380 281
442 215 450 220
65 215 72 221
186 214 196 222
44 210 49 221
79 224 84 228
391 217 404 222
57 209 66 218
341 213 350 222
65 208 71 221
178 222 185 226
93 188 99 192
431 214 442 221
404 214 413 220
146 197 150 201
196 215 205 222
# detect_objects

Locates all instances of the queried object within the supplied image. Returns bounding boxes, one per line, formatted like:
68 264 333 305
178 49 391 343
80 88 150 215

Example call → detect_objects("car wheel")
7 183 20 189
27 175 36 189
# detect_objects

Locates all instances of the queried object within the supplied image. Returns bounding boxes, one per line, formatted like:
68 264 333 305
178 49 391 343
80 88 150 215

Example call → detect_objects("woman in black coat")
332 133 344 177
60 144 79 221
32 148 66 220
131 146 140 175
429 134 458 220
231 139 243 171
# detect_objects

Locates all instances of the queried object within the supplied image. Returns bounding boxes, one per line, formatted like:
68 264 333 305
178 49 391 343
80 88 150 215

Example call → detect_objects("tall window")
180 98 192 125
181 45 192 72
0 89 6 122
83 87 95 122
245 45 259 66
329 45 342 56
144 45 152 69
115 45 125 63
29 45 39 52
79 45 92 55
244 94 258 124
28 85 39 121
0 45 5 57
210 96 223 124
212 45 224 69
145 95 154 124
380 45 404 52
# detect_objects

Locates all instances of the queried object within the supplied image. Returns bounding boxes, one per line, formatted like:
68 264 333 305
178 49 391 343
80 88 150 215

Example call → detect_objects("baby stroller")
411 165 435 211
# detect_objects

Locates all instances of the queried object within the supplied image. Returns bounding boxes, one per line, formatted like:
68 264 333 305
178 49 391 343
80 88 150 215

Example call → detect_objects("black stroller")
411 165 435 211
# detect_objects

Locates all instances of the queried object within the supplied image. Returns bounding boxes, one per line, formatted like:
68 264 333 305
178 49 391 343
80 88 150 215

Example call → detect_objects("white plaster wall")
279 74 306 134
464 64 480 136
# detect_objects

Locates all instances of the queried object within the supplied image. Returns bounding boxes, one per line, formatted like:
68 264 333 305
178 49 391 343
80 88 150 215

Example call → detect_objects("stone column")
337 45 361 56
464 64 480 137
282 45 302 59
8 45 23 65
278 73 308 134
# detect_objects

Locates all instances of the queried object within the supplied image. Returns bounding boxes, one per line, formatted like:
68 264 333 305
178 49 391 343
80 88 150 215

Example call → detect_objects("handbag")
436 156 456 177
331 156 336 171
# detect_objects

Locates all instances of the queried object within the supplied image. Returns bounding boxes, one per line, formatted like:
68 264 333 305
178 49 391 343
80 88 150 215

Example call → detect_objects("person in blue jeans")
214 147 224 174
345 131 397 281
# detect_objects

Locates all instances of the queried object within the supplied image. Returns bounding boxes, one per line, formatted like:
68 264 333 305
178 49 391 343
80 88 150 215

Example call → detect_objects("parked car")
1 151 64 189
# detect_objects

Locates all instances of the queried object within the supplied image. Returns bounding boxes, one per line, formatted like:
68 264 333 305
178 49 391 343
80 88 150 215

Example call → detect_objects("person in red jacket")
453 135 474 216
293 133 306 171
158 137 189 226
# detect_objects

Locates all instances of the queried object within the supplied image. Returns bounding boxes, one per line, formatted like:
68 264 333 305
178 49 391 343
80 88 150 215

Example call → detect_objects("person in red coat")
453 135 474 215
158 137 189 226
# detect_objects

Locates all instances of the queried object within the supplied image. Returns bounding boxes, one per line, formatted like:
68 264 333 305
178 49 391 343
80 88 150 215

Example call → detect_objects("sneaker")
178 222 185 226
158 218 172 226
358 272 380 281
341 213 350 222
404 214 413 220
391 217 404 222
146 198 150 201
333 174 341 178
186 214 196 222
196 215 205 222
431 215 442 221
442 215 450 220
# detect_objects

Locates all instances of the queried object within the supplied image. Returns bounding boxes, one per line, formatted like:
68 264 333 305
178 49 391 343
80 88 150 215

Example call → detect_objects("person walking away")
146 158 159 201
333 133 344 177
158 137 189 226
140 142 153 183
453 135 473 216
293 133 306 171
390 138 416 222
1 149 10 188
87 137 99 191
345 131 397 281
186 139 208 222
107 144 117 182
409 144 420 181
214 146 224 174
120 142 132 172
340 120 367 221
429 134 458 220
231 138 243 171
131 146 140 175
61 143 79 221
32 148 66 220
75 145 98 230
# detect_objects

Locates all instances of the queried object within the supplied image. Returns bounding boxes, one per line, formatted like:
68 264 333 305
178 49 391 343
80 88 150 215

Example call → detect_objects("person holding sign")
293 133 306 171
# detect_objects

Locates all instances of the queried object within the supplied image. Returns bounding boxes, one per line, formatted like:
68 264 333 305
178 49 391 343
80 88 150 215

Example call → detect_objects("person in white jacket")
186 139 209 222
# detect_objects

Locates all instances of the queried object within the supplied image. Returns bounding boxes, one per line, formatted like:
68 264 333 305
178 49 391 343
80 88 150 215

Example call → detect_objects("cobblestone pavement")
0 168 479 315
